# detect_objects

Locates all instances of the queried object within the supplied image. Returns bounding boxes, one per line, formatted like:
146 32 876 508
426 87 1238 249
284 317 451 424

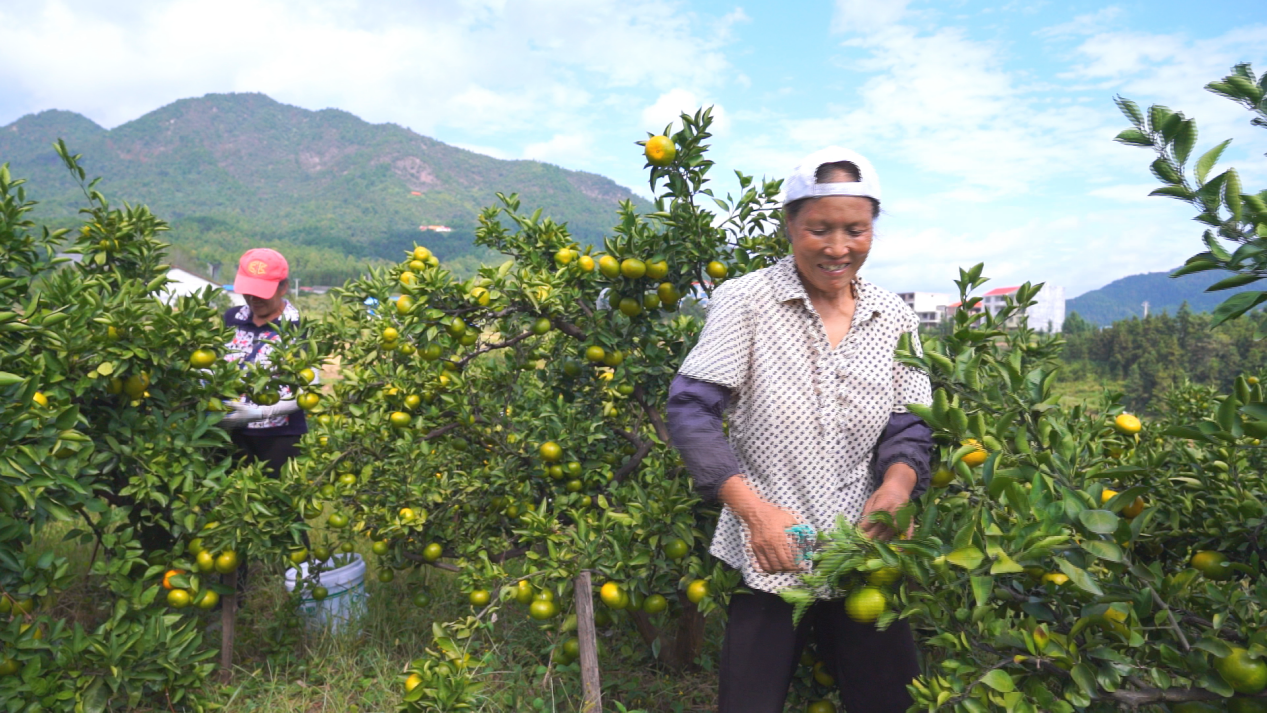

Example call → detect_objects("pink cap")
234 248 289 298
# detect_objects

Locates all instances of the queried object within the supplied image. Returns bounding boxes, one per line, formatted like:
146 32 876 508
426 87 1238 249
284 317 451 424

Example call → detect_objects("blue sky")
2 0 1264 297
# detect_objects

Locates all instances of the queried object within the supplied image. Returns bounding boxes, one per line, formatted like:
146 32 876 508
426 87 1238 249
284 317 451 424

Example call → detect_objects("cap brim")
234 273 281 299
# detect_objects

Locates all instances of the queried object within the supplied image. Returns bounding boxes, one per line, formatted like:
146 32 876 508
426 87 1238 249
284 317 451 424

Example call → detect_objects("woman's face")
786 195 874 297
244 281 288 319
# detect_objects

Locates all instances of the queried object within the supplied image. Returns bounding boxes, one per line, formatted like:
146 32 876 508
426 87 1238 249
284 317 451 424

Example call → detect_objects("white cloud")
0 0 735 141
523 132 595 164
641 89 729 134
832 0 909 34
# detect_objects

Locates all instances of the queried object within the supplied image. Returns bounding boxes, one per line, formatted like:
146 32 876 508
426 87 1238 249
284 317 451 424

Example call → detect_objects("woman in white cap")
667 148 934 712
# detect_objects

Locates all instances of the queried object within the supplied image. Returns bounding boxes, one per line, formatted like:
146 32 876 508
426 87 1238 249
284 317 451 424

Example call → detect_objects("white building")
955 285 1065 332
160 268 244 307
897 292 956 329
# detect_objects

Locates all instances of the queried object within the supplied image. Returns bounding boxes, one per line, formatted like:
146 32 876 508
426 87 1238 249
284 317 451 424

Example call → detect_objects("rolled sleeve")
873 412 935 500
667 375 744 503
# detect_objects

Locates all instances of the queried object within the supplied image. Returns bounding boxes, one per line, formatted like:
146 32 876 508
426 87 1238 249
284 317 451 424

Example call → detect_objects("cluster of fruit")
163 530 240 611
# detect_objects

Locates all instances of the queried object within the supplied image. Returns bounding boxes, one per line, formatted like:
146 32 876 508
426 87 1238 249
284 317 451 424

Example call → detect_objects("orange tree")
0 146 313 709
294 109 788 708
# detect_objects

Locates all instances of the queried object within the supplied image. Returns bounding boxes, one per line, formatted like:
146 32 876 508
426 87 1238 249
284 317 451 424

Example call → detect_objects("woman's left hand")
860 463 917 540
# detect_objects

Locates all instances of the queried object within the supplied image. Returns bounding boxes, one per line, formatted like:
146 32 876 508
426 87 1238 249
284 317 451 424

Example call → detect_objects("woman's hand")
719 476 803 573
860 463 917 540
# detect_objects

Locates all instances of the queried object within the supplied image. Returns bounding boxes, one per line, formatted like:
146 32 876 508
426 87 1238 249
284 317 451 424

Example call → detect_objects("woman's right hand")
719 476 802 573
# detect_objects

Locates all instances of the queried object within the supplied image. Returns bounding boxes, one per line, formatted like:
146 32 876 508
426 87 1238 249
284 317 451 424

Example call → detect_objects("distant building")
946 285 1065 332
163 268 244 307
419 225 453 233
897 292 955 329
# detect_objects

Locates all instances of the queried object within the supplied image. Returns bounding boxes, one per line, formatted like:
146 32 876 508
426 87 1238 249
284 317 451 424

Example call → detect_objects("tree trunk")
573 571 602 713
669 593 705 672
219 569 238 683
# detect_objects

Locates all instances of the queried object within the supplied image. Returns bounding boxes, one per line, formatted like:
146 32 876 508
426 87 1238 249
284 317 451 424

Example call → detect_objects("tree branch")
610 426 653 483
1148 586 1191 652
455 330 535 368
550 316 587 341
422 423 461 441
633 385 670 444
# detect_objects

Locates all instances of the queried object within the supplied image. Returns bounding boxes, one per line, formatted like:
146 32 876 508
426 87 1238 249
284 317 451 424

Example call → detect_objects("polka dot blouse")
675 256 933 593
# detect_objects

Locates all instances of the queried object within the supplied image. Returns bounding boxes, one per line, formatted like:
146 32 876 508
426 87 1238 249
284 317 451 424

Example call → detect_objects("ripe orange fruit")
598 255 621 278
686 579 709 604
1192 551 1233 580
214 550 240 574
400 271 417 287
600 582 627 609
644 135 677 166
1114 413 1142 435
396 295 414 315
382 327 400 342
162 569 185 590
1216 647 1267 695
190 349 217 368
389 411 411 429
470 286 491 306
469 589 491 607
298 392 320 410
539 441 563 462
663 538 689 560
405 673 424 692
400 508 418 522
195 589 219 610
422 542 443 561
413 246 432 261
578 255 595 272
844 587 886 623
642 593 668 614
1042 572 1069 586
705 261 728 280
961 440 988 467
167 589 192 608
1101 488 1146 518
620 258 647 279
585 345 606 363
646 260 669 280
529 599 558 620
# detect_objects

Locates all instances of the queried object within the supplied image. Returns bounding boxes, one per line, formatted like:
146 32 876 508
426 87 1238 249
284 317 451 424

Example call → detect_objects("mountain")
1067 267 1259 326
0 93 651 284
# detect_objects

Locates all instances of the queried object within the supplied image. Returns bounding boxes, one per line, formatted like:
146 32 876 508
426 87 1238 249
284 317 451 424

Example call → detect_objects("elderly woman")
667 148 934 713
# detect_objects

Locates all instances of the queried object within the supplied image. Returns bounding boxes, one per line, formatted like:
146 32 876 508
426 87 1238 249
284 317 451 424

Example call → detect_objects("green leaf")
1205 273 1262 291
1171 258 1222 277
1173 119 1198 165
989 550 1025 574
1055 558 1103 595
1210 290 1267 327
1149 185 1195 200
1114 128 1153 147
979 668 1015 693
1114 96 1145 127
1071 663 1098 697
1078 509 1120 534
1081 540 1124 562
970 575 993 607
946 546 985 570
0 371 24 387
1225 168 1243 221
1196 139 1232 184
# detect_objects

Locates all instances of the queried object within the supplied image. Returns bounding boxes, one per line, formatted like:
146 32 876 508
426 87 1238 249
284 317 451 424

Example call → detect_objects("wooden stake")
574 570 602 713
219 569 238 683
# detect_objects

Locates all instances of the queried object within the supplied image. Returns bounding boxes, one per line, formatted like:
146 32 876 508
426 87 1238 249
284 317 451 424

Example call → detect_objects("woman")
220 247 309 477
667 147 934 713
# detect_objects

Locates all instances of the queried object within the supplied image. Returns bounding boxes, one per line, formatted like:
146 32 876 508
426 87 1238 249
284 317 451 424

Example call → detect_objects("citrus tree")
0 145 314 710
293 109 790 709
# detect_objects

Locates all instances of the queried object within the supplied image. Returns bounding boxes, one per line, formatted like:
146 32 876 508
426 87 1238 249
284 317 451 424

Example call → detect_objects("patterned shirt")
675 256 933 593
223 301 307 436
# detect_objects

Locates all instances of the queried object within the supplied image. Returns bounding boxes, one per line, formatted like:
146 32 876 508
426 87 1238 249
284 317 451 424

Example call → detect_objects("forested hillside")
1066 267 1256 325
0 93 651 283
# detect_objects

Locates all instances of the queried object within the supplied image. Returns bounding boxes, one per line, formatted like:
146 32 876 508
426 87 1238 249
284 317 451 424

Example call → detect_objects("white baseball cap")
783 147 881 206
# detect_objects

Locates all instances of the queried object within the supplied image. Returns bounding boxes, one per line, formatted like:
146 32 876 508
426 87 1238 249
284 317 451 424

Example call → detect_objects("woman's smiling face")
786 194 874 297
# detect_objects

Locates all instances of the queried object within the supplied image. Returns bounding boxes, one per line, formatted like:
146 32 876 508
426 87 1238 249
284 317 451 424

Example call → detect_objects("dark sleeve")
666 374 745 503
873 412 935 500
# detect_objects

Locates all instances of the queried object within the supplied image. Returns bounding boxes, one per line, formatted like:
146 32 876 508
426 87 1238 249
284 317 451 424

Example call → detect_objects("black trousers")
229 431 302 479
719 590 920 713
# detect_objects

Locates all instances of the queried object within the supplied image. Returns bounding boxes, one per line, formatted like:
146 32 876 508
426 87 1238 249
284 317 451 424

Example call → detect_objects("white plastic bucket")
284 553 368 634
